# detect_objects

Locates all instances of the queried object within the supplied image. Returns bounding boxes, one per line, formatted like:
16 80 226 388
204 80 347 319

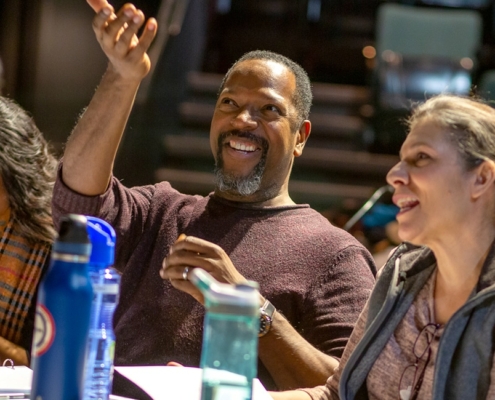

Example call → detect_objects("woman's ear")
294 120 311 157
472 160 495 200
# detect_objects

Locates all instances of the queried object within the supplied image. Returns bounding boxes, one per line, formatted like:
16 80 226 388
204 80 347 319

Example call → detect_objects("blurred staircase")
155 71 399 211
119 0 495 216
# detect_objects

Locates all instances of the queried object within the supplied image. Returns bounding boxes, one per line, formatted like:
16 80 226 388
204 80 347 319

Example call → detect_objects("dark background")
1 0 495 213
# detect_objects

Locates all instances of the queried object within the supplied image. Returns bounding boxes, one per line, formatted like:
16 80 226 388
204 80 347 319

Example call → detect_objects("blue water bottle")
31 214 93 400
190 269 260 400
83 217 119 400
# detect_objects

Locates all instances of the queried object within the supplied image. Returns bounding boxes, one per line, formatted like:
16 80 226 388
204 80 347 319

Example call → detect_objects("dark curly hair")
0 97 57 244
219 50 313 131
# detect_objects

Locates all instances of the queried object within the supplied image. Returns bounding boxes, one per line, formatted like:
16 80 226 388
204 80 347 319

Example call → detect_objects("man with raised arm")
52 1 376 397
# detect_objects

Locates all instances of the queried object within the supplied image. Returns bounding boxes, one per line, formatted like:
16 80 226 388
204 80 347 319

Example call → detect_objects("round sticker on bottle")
33 304 56 357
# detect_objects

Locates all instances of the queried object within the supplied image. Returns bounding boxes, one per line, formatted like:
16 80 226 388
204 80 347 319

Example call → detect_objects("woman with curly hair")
0 96 57 366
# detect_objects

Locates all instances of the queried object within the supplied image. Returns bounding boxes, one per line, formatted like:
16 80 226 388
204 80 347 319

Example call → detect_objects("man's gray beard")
214 154 266 197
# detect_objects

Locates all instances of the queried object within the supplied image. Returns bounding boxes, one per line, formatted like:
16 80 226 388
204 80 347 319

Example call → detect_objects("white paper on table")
115 366 272 400
0 365 32 394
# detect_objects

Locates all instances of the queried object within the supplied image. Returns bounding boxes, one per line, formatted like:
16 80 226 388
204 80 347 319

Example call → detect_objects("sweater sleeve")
300 244 375 359
51 163 155 272
300 299 371 400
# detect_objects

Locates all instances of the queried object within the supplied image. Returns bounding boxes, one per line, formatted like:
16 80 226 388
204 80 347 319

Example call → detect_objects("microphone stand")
343 185 394 232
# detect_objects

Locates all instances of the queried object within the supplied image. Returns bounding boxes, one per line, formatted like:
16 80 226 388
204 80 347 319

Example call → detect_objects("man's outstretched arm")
62 2 157 195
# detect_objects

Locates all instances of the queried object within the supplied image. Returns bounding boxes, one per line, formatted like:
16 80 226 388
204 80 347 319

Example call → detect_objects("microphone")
343 185 394 232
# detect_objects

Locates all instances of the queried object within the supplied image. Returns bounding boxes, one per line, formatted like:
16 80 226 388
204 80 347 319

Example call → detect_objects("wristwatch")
259 299 276 337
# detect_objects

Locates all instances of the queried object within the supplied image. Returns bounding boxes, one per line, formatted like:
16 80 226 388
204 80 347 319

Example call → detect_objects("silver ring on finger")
182 266 189 281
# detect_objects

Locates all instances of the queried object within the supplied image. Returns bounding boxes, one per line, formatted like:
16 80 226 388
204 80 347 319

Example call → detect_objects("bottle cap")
86 216 116 266
54 214 92 256
190 269 259 315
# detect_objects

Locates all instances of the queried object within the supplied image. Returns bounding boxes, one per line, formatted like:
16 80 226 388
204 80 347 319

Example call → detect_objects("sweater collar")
209 193 309 211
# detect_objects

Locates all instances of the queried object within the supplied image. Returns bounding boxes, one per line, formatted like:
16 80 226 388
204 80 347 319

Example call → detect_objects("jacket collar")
476 237 495 293
392 239 495 293
387 242 435 278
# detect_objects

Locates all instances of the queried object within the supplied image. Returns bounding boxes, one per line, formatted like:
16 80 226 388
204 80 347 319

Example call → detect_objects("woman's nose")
386 161 408 187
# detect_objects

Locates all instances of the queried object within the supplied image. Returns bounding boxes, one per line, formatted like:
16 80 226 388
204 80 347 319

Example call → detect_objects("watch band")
259 299 276 337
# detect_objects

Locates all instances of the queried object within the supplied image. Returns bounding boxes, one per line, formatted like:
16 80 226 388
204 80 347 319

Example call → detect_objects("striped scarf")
0 208 51 345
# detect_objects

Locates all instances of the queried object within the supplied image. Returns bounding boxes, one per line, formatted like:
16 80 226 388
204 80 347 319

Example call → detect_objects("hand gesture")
87 0 157 82
160 235 248 304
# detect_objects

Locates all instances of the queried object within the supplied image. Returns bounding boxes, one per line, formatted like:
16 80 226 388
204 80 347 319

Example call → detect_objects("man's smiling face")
210 59 302 203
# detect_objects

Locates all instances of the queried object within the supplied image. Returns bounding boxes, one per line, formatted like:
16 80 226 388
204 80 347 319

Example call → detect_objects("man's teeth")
230 140 256 152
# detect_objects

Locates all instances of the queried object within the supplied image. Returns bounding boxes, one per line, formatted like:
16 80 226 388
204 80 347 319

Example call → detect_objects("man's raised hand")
89 1 157 82
87 0 111 13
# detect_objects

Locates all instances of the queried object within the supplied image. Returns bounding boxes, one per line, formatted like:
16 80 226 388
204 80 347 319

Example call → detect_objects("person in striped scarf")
0 96 57 366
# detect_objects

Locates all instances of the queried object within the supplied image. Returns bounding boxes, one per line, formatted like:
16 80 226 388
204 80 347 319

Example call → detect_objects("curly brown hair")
0 97 57 244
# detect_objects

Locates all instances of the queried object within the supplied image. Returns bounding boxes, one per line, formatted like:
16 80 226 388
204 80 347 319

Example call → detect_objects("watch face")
259 313 272 337
259 300 275 337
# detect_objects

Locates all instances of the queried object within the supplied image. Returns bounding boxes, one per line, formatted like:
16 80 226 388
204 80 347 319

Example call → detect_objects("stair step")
186 71 371 106
162 134 398 176
187 72 224 96
309 112 364 138
154 167 377 204
298 147 398 175
178 102 365 139
311 81 370 106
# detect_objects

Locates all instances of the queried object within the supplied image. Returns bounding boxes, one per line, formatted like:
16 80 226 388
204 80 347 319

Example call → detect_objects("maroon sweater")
52 171 376 394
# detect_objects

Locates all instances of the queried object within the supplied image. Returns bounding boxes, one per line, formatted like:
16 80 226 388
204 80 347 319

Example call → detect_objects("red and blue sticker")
33 304 56 357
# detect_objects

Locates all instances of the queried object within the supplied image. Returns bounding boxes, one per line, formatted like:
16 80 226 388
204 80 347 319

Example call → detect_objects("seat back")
406 0 492 9
377 53 472 109
369 3 482 154
478 69 495 102
376 3 482 61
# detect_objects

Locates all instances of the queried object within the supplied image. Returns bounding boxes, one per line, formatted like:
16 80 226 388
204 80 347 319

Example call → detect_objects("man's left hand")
160 235 247 304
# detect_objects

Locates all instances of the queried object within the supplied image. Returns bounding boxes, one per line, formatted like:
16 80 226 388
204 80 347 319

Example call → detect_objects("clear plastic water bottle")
190 269 260 400
83 217 119 400
31 214 93 400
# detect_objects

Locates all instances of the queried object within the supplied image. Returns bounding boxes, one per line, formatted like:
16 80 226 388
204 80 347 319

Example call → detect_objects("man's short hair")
219 50 313 130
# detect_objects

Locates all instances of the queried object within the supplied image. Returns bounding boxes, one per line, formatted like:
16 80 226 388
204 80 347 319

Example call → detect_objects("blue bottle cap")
86 216 116 266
